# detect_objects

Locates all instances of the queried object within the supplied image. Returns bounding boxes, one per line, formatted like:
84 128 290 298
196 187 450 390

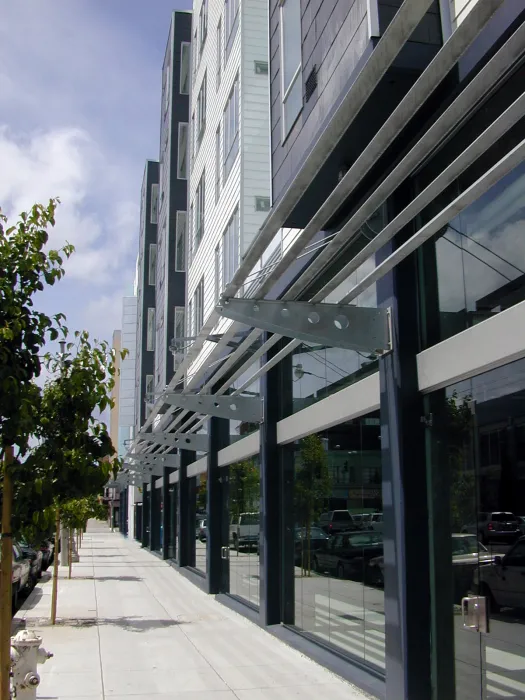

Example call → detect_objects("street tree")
0 200 73 699
21 331 124 623
61 496 108 577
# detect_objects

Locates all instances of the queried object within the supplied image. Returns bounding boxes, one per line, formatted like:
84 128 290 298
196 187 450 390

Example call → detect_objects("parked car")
370 513 383 532
196 514 206 539
230 513 259 550
474 536 525 612
9 544 31 612
461 512 521 545
319 510 357 535
312 531 383 581
517 516 525 536
198 519 207 542
368 534 503 600
294 527 330 566
18 543 43 585
39 538 55 570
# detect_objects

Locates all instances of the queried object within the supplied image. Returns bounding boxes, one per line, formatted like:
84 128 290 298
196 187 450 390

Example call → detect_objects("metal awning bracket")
137 431 208 452
216 299 392 354
161 392 262 423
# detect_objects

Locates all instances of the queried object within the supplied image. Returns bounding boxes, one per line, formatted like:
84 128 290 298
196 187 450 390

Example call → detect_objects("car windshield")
491 512 517 521
296 527 327 539
240 514 259 525
451 535 487 555
344 533 383 547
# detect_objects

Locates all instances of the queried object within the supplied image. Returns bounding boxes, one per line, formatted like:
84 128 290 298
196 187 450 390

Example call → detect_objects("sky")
0 0 191 348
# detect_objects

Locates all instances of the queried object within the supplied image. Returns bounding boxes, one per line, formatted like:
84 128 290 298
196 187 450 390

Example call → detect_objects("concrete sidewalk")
14 521 371 699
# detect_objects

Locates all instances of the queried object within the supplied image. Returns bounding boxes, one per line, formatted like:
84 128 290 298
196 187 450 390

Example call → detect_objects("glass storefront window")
292 413 384 671
427 359 525 699
229 356 261 441
195 474 207 574
228 456 261 608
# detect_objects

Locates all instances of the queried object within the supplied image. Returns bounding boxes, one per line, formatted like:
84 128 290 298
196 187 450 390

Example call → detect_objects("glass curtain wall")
195 473 207 574
167 483 178 560
292 413 384 671
426 360 525 699
228 456 261 608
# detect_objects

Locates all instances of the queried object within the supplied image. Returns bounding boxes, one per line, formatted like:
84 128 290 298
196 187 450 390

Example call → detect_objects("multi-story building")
185 0 271 376
135 160 159 433
155 10 192 393
122 1 525 698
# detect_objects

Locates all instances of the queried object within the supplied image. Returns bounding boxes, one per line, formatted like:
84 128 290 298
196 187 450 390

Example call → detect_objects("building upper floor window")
145 374 154 404
196 72 207 148
148 244 157 286
146 308 156 351
222 207 239 287
177 122 188 179
280 0 302 139
216 18 222 89
193 277 204 335
192 27 198 81
199 0 208 53
173 306 185 370
223 77 239 180
164 63 171 114
175 211 186 272
150 183 159 224
195 172 205 253
214 242 221 303
180 42 190 94
215 125 221 203
224 0 239 63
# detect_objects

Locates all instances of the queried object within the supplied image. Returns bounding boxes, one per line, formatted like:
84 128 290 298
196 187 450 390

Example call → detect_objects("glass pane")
180 43 190 94
283 76 302 136
195 475 207 574
281 0 301 90
228 456 261 608
292 413 384 672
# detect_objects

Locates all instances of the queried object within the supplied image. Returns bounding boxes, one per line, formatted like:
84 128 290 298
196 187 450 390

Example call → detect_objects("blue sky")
0 0 191 346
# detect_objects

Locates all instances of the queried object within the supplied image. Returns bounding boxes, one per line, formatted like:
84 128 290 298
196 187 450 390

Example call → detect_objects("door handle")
221 546 230 560
461 596 489 633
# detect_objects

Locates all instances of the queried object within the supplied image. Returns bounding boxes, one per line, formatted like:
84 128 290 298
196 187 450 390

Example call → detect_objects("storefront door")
437 361 525 699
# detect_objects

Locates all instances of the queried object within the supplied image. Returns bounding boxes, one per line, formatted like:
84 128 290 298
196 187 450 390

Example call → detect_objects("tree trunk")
68 529 73 579
0 446 14 700
51 509 60 625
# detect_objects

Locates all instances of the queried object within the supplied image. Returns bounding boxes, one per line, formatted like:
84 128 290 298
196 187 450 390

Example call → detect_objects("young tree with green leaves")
0 200 73 699
20 331 124 623
61 496 108 577
294 435 331 576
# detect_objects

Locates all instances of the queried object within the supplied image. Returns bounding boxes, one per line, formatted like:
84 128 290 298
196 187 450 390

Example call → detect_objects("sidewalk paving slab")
13 521 373 700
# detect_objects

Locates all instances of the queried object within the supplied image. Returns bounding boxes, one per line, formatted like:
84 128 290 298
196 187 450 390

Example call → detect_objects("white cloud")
0 125 138 285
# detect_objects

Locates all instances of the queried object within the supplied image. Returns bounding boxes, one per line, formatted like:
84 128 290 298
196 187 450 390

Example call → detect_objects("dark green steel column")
178 449 196 567
162 467 172 560
260 335 294 626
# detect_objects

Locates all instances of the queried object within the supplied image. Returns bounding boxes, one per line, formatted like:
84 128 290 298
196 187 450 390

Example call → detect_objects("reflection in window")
175 211 186 272
431 162 525 343
280 0 302 138
146 308 155 351
148 244 157 286
180 42 190 94
150 183 159 224
223 78 239 180
293 414 384 671
177 123 188 179
222 208 239 287
228 456 261 607
193 277 204 334
173 306 185 371
224 0 239 62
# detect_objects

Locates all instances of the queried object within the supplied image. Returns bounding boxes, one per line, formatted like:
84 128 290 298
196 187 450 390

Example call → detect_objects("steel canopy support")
217 299 392 354
126 454 180 469
137 431 208 452
161 392 262 423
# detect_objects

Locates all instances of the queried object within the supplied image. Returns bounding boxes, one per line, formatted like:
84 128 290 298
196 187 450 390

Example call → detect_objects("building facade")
135 160 159 432
155 10 192 393
121 1 525 699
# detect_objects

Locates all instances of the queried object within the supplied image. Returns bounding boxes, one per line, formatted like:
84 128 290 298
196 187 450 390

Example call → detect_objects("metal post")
260 336 294 625
207 416 230 593
162 467 171 560
178 450 195 567
377 230 431 699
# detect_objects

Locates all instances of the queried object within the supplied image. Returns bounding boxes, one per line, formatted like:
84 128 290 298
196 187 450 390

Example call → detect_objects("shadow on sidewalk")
71 575 144 582
17 616 186 633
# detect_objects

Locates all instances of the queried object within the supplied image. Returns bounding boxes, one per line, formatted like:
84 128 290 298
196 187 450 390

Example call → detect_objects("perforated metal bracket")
137 431 208 452
161 392 262 423
126 454 180 469
216 299 392 354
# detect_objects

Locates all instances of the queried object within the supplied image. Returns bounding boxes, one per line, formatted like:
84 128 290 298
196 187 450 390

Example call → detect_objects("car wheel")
337 563 345 579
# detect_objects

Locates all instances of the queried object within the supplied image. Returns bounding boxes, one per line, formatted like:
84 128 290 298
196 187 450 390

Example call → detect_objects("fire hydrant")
10 630 53 699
